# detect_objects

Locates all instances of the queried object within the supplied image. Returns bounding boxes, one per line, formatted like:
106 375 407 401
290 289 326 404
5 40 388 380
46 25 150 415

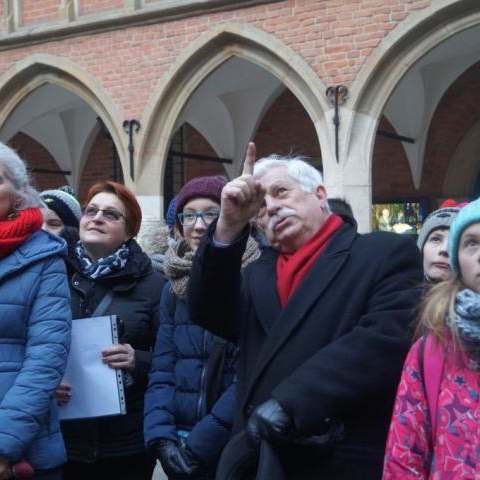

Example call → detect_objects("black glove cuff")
182 444 203 467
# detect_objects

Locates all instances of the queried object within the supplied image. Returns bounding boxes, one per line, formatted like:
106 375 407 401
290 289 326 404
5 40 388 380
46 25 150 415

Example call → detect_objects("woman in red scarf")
0 143 72 480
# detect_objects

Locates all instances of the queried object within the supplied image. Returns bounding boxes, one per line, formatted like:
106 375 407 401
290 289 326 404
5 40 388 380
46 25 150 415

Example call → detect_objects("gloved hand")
156 439 202 479
245 398 294 446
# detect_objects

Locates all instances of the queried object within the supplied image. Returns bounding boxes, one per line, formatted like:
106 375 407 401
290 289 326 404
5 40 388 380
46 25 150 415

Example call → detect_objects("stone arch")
350 0 480 131
340 0 480 231
0 53 126 189
9 132 69 190
443 119 480 198
137 23 331 199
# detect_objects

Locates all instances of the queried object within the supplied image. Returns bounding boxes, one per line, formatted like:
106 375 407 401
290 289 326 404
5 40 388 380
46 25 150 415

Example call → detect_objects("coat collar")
0 230 66 283
244 220 358 406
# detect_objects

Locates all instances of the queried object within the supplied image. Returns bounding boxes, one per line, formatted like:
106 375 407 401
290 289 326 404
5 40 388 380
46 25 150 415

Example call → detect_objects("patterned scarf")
164 236 260 300
75 241 130 279
0 208 43 259
452 288 480 363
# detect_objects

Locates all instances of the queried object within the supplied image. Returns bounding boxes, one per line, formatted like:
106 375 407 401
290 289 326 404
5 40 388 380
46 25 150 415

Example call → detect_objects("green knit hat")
449 198 479 273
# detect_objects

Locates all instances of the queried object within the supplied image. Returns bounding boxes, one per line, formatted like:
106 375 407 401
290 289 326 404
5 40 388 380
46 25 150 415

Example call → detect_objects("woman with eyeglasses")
59 181 164 480
144 176 260 479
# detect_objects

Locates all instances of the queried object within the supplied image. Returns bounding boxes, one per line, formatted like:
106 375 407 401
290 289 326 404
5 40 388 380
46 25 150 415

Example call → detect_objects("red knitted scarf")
0 208 43 259
276 214 344 308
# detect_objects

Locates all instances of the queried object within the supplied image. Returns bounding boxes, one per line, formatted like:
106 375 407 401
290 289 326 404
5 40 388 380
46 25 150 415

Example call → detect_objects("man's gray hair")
0 142 44 210
253 154 324 194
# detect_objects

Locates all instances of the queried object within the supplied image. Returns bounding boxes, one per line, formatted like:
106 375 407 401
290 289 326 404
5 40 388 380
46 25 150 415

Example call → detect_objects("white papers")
59 315 126 420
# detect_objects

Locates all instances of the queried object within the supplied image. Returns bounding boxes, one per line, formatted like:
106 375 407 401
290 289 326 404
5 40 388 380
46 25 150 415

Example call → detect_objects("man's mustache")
267 208 297 231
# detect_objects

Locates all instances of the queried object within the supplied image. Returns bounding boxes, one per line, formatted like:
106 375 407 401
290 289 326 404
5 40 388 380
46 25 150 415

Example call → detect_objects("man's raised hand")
215 142 265 244
242 142 256 176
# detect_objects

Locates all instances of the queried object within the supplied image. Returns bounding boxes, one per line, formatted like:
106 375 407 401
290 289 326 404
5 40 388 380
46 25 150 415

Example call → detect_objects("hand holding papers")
59 315 127 420
102 342 135 370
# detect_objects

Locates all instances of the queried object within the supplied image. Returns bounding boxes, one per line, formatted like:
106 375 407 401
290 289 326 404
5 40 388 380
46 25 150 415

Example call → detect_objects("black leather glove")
245 398 294 446
156 439 202 479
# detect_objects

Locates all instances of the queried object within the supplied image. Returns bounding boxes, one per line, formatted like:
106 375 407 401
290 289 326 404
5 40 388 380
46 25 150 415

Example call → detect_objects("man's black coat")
189 218 423 479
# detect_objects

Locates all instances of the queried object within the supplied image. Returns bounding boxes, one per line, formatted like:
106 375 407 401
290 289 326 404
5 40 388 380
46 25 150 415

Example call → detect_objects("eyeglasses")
177 210 220 227
83 205 125 222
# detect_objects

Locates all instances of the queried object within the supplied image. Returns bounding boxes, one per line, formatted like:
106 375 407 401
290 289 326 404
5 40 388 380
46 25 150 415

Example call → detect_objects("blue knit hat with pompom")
448 198 480 273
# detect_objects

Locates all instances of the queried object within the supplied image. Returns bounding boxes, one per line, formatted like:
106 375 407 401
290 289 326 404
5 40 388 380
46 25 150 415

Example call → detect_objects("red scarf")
276 214 344 308
0 208 43 259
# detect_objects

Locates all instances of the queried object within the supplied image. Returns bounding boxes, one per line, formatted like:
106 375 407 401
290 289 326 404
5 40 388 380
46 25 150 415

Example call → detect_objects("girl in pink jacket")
383 197 480 479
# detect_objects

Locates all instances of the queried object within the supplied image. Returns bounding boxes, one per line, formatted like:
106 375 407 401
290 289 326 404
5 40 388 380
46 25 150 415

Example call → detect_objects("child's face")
423 228 452 283
458 223 480 292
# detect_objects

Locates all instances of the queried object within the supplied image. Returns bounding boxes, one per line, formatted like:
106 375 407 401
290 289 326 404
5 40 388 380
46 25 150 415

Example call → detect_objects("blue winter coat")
0 230 72 470
144 282 237 469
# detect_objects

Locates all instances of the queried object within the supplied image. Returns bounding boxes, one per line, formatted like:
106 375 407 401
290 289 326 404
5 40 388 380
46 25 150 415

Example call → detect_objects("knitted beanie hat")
449 197 480 273
417 206 460 252
175 176 227 233
41 187 82 228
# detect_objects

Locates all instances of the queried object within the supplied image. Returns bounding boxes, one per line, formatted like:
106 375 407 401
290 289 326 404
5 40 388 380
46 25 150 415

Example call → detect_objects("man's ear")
315 185 328 206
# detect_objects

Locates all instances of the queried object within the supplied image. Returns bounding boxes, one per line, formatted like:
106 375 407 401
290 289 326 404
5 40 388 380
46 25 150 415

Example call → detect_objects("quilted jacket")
144 283 237 469
0 230 71 469
383 334 480 479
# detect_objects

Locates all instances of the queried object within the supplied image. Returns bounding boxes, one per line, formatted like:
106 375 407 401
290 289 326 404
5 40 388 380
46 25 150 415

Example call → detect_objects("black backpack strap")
91 290 115 317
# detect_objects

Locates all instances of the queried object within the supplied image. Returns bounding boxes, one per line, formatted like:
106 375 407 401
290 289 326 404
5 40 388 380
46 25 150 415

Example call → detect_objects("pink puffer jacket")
383 336 480 479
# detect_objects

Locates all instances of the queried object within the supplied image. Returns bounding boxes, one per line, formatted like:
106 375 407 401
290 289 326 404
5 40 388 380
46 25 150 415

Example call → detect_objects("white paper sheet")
59 315 126 420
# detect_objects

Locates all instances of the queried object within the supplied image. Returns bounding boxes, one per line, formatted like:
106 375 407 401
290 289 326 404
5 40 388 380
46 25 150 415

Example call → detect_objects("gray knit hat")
41 187 82 228
417 206 460 252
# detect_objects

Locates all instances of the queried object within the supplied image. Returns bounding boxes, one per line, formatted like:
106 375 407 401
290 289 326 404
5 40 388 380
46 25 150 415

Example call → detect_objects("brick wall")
4 86 326 201
176 87 321 188
7 50 477 215
20 0 59 26
421 61 480 201
0 0 433 121
372 60 480 207
164 125 227 197
79 0 124 16
184 126 227 181
372 116 414 200
9 132 69 191
5 0 469 213
78 130 120 202
253 88 321 161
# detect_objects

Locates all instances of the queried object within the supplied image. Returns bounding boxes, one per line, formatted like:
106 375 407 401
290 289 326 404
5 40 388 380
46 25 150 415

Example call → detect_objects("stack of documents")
59 315 127 420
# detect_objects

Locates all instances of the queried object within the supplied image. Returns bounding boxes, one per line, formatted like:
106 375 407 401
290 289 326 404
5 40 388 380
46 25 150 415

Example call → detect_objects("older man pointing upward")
189 143 422 479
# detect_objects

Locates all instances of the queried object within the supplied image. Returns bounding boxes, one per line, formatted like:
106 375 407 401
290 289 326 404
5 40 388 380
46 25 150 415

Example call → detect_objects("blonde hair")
416 276 465 345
